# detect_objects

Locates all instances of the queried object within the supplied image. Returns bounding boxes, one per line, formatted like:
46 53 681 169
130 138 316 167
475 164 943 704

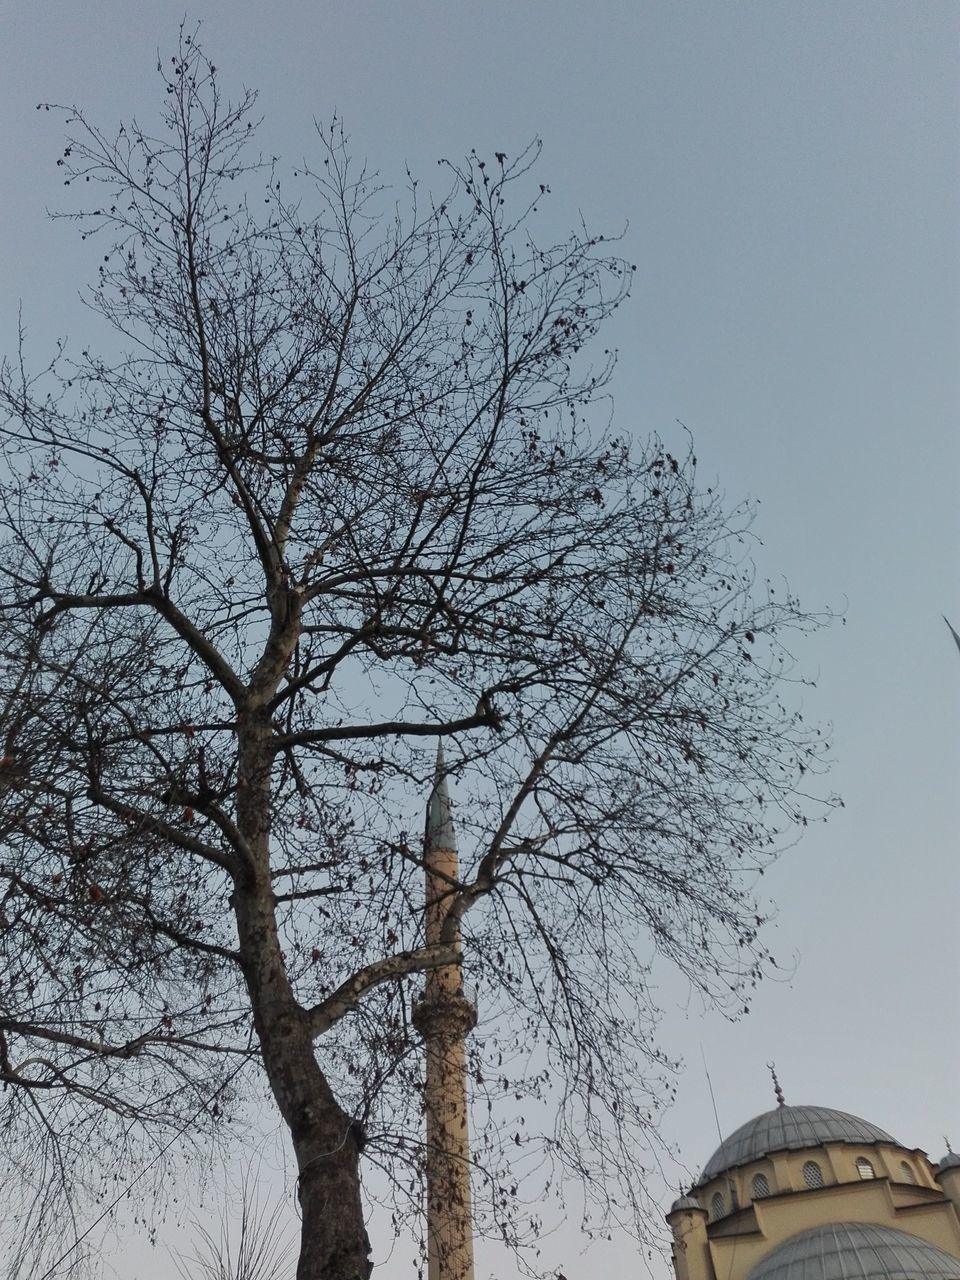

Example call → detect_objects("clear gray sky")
2 3 958 1277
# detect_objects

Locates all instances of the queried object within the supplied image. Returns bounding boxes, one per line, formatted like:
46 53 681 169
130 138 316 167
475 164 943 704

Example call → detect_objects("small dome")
697 1105 899 1184
938 1153 960 1173
746 1223 960 1280
669 1194 702 1213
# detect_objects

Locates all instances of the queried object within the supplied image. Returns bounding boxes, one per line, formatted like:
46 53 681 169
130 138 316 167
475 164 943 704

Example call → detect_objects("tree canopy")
0 32 832 1279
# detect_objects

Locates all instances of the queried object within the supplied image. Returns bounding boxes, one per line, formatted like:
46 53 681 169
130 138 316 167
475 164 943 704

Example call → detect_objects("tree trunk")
293 1092 372 1280
233 718 372 1279
234 880 373 1279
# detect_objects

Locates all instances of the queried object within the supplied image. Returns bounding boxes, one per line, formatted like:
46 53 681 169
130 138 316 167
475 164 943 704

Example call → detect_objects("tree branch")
275 701 502 750
88 783 245 879
307 943 460 1037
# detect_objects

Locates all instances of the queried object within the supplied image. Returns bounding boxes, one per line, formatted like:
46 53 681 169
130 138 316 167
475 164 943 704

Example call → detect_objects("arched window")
803 1160 824 1189
856 1157 876 1180
900 1160 917 1184
752 1172 770 1199
711 1191 726 1220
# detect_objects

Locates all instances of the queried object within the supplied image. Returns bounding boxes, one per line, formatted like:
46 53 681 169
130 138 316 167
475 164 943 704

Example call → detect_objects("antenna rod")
700 1043 725 1148
701 1046 739 1208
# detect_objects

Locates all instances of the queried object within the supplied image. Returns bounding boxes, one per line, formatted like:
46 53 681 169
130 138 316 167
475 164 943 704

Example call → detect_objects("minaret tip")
767 1061 786 1108
425 742 457 853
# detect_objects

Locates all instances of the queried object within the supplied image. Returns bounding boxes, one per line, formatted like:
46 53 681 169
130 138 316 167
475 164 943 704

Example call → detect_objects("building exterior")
667 1101 960 1280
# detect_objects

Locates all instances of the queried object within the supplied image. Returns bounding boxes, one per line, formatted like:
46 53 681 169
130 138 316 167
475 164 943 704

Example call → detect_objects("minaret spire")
412 743 476 1280
426 742 458 855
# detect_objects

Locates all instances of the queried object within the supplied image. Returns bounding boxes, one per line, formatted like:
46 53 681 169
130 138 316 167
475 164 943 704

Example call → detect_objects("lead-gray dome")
746 1223 960 1280
697 1105 899 1184
669 1194 702 1213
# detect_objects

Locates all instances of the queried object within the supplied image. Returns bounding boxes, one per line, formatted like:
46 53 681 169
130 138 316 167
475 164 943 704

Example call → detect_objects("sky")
1 2 958 1277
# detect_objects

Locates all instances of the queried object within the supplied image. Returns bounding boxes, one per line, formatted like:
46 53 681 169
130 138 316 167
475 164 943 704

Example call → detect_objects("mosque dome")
745 1223 960 1280
669 1194 703 1213
697 1105 901 1184
667 1092 960 1280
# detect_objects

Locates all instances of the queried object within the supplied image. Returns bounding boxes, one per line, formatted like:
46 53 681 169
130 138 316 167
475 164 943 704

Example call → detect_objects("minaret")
411 745 477 1280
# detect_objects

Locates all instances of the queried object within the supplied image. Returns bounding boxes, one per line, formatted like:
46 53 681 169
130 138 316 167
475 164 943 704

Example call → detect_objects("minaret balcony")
412 986 478 1039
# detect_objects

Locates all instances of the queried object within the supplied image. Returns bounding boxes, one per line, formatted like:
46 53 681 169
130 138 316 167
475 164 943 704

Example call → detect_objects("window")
751 1172 770 1199
711 1192 726 1220
900 1161 917 1184
856 1157 876 1180
803 1160 824 1189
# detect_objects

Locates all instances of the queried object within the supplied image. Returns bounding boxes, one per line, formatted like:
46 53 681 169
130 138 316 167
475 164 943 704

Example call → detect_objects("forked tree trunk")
233 720 373 1279
234 881 373 1280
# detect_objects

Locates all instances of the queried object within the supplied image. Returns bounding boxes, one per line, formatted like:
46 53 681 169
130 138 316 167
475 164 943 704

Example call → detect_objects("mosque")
666 1084 960 1280
414 753 960 1280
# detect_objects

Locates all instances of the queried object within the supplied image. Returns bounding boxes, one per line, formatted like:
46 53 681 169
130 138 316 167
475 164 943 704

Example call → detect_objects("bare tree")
0 31 833 1280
